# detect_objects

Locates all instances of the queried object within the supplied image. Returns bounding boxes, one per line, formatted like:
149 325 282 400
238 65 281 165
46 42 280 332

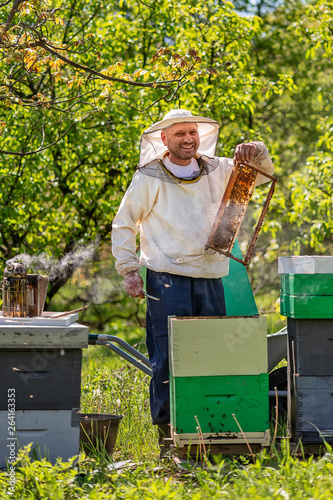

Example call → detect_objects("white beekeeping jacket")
112 109 274 278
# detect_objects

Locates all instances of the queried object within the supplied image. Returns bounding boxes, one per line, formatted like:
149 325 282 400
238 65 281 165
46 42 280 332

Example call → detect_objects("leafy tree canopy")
0 0 279 299
0 0 331 310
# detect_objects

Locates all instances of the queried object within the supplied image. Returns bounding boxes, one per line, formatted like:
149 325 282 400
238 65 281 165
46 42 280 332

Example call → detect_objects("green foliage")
237 0 333 297
287 152 332 253
293 0 333 58
0 0 294 307
0 0 332 314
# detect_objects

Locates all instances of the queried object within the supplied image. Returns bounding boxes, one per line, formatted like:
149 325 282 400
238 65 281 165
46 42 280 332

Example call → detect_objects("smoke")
83 273 125 305
6 240 99 282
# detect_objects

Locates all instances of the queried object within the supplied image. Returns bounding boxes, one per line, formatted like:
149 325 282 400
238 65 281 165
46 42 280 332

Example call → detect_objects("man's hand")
123 270 144 298
233 143 257 165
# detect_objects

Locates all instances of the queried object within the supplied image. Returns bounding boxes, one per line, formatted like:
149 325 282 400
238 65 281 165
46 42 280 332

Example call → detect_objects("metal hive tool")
205 161 278 266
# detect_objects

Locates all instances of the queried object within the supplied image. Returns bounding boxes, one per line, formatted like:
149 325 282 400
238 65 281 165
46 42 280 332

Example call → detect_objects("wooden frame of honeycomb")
205 161 278 266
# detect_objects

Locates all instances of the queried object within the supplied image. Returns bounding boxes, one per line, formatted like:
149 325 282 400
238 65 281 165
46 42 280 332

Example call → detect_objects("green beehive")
280 293 333 319
278 257 333 318
170 373 269 435
281 274 333 296
168 316 267 377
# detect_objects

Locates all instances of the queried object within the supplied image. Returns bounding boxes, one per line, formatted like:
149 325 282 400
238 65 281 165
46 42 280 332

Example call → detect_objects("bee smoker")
1 262 49 317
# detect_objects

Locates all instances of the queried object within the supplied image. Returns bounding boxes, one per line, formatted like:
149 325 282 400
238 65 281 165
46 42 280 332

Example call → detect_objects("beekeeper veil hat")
138 109 220 168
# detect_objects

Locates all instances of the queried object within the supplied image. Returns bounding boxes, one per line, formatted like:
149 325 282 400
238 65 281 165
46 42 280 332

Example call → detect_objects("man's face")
161 122 200 165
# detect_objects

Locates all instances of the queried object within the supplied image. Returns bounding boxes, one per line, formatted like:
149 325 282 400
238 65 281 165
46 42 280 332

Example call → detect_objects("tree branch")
138 0 156 9
8 58 40 89
0 120 77 156
5 0 25 28
65 5 101 44
62 0 77 44
36 39 174 89
4 148 26 205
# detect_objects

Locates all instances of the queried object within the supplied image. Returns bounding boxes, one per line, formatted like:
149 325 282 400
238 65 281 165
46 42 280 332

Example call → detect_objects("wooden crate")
281 274 333 296
170 373 269 435
168 316 267 377
280 294 333 319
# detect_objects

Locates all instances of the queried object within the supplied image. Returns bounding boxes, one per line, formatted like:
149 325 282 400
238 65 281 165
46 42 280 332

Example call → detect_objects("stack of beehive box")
279 256 333 444
168 316 270 448
0 316 89 468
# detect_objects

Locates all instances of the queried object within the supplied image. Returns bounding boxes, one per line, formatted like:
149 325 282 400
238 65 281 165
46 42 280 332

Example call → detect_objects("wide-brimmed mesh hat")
138 109 220 168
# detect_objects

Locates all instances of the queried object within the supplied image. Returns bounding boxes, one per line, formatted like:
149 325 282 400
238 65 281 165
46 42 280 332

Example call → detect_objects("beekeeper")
111 109 274 448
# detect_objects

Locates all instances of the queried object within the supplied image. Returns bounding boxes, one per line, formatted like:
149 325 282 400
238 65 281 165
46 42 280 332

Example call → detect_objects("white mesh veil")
138 109 220 169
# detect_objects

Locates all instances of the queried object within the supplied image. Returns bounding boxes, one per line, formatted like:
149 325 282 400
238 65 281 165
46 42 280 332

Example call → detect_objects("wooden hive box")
0 349 82 410
281 274 333 296
288 318 333 376
0 323 88 467
280 294 333 319
0 409 80 468
168 316 267 378
291 376 333 444
170 373 269 436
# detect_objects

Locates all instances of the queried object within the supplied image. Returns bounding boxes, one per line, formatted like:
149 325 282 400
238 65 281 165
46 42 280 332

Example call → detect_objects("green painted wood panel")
168 316 267 377
170 373 269 434
280 294 333 318
281 274 333 296
222 239 258 316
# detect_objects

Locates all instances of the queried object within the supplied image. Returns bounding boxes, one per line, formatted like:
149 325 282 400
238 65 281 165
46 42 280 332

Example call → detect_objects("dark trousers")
145 269 226 425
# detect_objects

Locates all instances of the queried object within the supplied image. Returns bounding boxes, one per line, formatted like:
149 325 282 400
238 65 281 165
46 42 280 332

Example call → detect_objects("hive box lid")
0 322 89 348
278 256 333 274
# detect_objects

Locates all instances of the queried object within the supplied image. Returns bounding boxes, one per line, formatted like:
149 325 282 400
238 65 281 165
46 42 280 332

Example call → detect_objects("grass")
2 329 333 499
81 345 156 462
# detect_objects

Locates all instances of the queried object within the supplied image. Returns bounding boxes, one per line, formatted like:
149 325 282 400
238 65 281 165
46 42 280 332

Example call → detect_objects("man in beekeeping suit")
112 109 274 454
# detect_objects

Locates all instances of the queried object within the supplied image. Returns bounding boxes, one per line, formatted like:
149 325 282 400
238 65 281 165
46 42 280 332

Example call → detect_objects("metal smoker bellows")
205 161 278 266
1 262 49 317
